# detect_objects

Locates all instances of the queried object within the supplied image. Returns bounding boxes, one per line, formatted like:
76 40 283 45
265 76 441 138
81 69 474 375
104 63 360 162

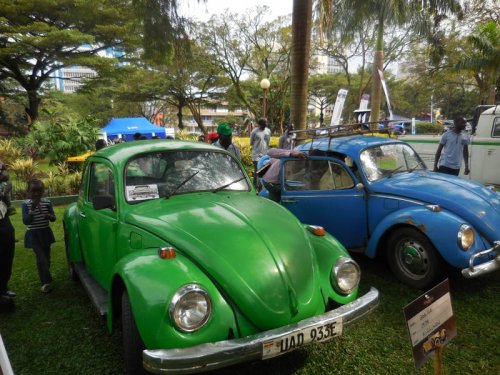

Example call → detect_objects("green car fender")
304 226 359 305
108 250 238 349
63 203 83 263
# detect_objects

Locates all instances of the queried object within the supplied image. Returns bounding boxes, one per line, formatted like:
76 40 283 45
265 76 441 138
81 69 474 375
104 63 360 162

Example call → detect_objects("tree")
199 7 292 122
0 0 138 124
457 20 500 104
327 0 463 128
308 74 339 126
290 0 313 141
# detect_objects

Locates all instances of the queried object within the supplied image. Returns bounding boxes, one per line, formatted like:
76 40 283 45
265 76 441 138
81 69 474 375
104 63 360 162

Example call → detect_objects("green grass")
1 206 499 375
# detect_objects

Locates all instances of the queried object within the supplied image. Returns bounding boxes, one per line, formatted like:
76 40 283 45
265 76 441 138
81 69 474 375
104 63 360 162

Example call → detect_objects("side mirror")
93 195 115 210
356 183 365 192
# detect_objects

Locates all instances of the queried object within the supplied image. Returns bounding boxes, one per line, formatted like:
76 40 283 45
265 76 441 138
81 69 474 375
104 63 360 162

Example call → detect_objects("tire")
122 291 147 375
386 228 444 290
63 226 79 282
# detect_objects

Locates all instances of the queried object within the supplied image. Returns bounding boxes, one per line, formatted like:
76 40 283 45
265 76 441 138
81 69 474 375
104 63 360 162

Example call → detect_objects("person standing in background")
278 124 295 150
22 179 56 293
250 118 271 187
214 123 241 161
434 116 470 176
0 160 16 305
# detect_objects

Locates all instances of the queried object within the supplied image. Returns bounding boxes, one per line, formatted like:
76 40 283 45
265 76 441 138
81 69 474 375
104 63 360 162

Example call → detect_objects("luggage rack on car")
289 121 395 151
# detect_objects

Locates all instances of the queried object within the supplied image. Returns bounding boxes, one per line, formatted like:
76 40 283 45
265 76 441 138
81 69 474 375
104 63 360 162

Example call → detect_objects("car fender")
63 203 83 262
366 206 485 268
107 250 238 349
305 227 358 305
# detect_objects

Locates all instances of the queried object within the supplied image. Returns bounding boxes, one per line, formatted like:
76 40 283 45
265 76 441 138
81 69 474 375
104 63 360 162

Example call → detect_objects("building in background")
51 46 123 93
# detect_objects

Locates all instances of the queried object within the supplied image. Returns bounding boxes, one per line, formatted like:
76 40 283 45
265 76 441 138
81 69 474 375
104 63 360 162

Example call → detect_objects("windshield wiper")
386 166 404 178
212 176 247 193
165 170 199 199
408 160 425 173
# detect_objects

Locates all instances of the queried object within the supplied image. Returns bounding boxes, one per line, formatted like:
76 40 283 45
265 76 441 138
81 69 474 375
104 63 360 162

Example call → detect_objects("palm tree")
325 0 462 128
457 20 500 105
291 0 313 142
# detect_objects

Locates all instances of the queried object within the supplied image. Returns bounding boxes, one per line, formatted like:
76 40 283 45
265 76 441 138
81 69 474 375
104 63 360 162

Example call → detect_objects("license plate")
262 318 342 359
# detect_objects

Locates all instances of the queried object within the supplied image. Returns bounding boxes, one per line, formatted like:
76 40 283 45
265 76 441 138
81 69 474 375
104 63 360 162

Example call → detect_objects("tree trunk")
26 89 40 124
187 102 207 136
176 104 184 130
369 20 384 129
291 0 312 144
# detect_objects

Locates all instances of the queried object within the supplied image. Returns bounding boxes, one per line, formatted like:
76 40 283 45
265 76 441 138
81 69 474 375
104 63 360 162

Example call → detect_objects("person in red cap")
214 123 241 161
207 132 219 144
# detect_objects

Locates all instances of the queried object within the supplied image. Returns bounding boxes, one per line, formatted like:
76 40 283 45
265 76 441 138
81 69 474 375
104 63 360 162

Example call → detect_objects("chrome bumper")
143 287 379 374
462 241 500 278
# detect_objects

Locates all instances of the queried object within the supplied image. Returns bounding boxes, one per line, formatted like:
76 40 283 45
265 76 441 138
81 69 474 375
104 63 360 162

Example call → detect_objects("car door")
78 160 118 288
280 157 368 249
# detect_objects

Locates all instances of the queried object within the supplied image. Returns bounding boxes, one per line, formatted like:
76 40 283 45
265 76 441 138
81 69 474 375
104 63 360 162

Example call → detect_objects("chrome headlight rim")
169 284 212 333
331 256 361 295
457 224 474 251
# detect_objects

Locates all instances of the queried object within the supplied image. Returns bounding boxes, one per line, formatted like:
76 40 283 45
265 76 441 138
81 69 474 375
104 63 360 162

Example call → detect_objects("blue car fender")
366 206 484 268
107 250 237 348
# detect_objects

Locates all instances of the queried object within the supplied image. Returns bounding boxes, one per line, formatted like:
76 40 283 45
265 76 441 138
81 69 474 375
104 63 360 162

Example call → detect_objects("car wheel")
387 228 444 289
122 291 147 375
63 226 79 282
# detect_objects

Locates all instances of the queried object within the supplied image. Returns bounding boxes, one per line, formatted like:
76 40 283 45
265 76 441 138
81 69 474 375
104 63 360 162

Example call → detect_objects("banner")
378 69 393 120
330 88 348 126
359 93 370 110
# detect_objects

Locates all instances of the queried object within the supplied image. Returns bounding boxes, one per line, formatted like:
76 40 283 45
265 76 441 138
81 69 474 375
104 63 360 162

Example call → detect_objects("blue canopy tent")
100 117 169 142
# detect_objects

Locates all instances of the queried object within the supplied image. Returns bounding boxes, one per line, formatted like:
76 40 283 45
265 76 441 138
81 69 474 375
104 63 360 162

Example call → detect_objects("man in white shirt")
250 118 271 186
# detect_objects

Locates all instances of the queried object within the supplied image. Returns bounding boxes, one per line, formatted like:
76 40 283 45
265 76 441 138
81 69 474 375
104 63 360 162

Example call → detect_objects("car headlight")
331 257 360 295
458 224 474 251
169 284 212 332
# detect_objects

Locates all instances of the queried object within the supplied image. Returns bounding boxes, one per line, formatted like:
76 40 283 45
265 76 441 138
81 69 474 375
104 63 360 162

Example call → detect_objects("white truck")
400 105 500 186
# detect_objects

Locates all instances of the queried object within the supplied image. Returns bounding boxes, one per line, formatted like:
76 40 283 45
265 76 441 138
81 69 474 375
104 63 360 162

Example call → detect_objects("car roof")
297 135 402 156
92 139 220 164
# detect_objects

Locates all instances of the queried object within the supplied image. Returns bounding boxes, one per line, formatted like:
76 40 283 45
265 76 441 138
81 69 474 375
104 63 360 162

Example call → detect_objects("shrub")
8 158 40 199
416 122 443 134
0 139 23 166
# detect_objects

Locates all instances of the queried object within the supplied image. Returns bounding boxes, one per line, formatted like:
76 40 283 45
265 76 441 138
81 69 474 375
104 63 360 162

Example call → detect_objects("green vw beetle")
63 140 378 374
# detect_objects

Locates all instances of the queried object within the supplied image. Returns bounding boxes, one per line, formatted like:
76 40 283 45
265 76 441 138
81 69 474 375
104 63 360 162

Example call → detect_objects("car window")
492 118 500 137
283 159 354 191
360 143 425 182
88 163 115 203
124 150 249 202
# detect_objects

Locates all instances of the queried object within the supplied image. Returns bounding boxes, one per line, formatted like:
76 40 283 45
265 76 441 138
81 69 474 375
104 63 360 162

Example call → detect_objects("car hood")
372 171 500 241
125 193 325 329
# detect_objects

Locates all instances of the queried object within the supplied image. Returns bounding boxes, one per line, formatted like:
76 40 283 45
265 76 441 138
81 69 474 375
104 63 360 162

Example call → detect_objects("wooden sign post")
403 279 456 371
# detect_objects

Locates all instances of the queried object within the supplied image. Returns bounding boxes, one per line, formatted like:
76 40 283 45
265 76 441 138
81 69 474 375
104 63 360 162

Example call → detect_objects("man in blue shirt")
433 116 470 176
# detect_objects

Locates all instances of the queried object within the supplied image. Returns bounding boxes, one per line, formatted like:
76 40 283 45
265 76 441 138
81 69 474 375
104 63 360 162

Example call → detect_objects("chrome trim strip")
143 287 379 374
462 241 500 278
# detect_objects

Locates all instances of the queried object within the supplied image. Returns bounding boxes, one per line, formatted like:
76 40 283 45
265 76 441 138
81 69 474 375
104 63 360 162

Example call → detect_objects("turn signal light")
159 247 176 259
307 225 325 236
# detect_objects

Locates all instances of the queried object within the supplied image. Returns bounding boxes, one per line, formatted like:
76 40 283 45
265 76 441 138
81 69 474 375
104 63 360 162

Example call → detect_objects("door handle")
281 198 297 204
79 211 86 218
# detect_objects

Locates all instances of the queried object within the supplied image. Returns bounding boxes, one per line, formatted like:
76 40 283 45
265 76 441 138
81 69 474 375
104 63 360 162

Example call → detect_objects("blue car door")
280 157 368 249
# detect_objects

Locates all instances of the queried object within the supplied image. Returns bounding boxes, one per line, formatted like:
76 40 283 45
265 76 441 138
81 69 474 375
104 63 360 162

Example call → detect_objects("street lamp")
260 78 270 117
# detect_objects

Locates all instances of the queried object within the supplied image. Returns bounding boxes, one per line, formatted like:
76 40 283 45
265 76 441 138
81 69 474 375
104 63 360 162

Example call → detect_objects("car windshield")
360 143 426 182
124 150 249 202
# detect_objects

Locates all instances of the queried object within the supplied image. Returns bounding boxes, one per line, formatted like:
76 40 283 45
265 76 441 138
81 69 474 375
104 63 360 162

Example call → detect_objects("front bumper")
143 287 379 374
462 241 500 278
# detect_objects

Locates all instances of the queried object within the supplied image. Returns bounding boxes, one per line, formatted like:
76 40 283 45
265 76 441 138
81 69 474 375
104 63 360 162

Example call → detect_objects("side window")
88 163 115 203
283 159 354 191
492 118 500 137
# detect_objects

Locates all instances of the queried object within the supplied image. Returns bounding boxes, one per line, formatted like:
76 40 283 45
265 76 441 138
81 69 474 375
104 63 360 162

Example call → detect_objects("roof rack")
289 121 395 152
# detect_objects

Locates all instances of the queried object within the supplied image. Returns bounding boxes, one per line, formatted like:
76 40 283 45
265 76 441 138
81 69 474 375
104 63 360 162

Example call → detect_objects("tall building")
51 46 123 93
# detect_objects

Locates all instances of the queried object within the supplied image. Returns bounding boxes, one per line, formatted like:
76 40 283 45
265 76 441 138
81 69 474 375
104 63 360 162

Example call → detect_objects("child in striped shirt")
22 179 56 293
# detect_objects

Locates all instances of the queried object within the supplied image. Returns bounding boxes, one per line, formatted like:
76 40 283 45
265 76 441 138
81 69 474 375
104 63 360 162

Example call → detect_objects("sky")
179 0 293 21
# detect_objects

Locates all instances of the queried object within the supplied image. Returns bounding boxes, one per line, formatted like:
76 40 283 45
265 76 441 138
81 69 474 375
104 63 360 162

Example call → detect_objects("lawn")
1 205 499 375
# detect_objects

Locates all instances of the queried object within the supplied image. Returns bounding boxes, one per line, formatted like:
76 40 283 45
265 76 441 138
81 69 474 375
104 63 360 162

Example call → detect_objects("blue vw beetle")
260 134 500 289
